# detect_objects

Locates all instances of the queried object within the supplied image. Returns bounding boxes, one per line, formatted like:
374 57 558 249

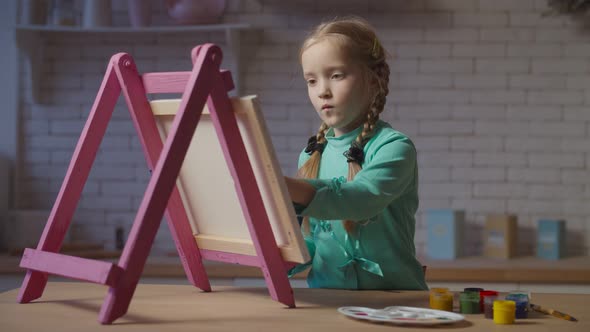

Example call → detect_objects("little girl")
285 16 428 290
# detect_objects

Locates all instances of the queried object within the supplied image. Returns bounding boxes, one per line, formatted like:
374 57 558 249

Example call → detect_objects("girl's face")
301 39 371 137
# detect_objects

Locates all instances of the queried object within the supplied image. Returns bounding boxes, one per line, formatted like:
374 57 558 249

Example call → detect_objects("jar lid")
481 290 499 297
506 293 529 303
430 287 449 293
493 300 516 310
463 287 483 293
432 292 453 300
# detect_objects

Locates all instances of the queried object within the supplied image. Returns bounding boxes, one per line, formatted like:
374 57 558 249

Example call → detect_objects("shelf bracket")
225 27 241 97
16 29 44 104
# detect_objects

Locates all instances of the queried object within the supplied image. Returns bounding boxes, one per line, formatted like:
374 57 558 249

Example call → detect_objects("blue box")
537 219 565 260
426 209 464 260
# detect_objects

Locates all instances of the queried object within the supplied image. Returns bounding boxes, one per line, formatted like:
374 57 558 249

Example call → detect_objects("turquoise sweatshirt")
292 120 428 290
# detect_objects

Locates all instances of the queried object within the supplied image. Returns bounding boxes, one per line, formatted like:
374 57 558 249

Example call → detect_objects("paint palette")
337 306 465 325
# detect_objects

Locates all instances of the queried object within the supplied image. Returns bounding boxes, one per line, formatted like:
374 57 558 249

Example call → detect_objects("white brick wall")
12 0 590 257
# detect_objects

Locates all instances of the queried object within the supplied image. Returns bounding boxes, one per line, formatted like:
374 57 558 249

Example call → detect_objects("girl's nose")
318 83 331 99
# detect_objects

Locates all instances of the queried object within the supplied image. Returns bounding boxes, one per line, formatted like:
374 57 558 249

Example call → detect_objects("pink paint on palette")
338 306 465 325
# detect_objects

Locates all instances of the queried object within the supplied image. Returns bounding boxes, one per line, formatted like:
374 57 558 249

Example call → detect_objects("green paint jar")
459 291 481 314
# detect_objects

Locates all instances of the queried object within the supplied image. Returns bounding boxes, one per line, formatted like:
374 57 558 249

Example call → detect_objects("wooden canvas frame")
16 44 307 324
150 97 309 264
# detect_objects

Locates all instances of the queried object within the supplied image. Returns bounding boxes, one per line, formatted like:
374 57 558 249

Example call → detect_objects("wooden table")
0 282 587 331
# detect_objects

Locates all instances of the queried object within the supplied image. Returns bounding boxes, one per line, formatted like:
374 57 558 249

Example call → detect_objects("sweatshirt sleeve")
296 149 333 191
300 138 416 221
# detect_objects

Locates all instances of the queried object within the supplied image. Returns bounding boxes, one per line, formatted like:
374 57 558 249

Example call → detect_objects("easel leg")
115 55 211 292
17 270 48 303
100 53 214 323
204 49 295 308
260 267 296 308
163 194 211 291
98 180 170 324
17 63 121 303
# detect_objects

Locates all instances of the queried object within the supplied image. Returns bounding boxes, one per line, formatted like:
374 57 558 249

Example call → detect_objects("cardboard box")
537 219 565 260
484 214 517 259
426 209 464 260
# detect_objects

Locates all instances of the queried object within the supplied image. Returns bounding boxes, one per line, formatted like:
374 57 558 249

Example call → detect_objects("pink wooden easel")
16 44 296 324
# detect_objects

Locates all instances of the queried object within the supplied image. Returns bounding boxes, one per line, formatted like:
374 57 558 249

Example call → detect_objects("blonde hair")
297 16 390 234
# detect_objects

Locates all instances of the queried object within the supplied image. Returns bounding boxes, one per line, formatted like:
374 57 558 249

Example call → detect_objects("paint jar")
483 294 498 319
493 300 516 324
506 292 529 319
463 288 483 312
429 288 448 307
480 290 499 312
459 291 481 314
430 288 453 311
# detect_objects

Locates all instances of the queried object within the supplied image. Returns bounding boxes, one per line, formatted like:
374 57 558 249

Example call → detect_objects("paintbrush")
529 303 578 322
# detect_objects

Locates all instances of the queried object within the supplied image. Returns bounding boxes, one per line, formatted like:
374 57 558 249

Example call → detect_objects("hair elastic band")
343 142 365 164
371 38 381 58
304 135 326 155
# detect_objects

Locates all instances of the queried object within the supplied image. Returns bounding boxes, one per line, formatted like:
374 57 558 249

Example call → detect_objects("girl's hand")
284 176 316 206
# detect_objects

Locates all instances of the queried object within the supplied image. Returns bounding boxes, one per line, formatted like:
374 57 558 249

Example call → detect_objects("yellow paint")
493 300 516 324
430 288 453 311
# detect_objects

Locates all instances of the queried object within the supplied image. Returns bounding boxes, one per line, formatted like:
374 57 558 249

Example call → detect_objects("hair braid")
297 122 329 235
342 44 391 234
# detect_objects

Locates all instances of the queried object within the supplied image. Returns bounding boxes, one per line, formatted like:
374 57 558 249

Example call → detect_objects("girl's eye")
331 73 344 79
306 79 316 85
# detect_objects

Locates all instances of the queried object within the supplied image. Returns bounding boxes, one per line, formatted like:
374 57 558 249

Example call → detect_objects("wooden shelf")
142 255 590 283
15 23 250 33
4 254 590 284
15 23 251 103
420 256 590 283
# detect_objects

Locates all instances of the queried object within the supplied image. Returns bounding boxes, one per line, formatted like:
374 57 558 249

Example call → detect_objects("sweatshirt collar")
325 124 365 149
